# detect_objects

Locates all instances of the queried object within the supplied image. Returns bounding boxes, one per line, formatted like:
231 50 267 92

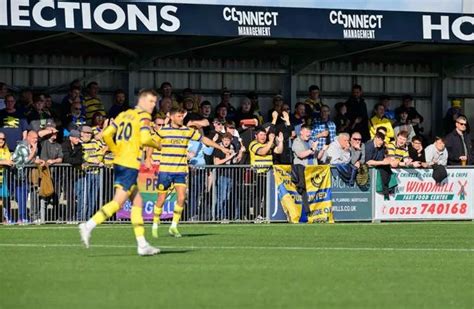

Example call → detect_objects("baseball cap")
69 130 81 138
452 99 462 108
80 126 93 134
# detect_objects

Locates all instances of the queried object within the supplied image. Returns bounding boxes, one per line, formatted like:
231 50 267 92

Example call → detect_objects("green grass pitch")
0 222 473 309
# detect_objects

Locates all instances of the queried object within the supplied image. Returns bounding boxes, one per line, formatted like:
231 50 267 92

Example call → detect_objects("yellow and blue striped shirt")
155 125 202 174
249 140 273 173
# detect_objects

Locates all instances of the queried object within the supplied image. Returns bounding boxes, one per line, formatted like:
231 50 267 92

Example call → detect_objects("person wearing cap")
39 123 63 217
62 129 84 222
394 94 424 136
443 99 463 134
182 95 199 114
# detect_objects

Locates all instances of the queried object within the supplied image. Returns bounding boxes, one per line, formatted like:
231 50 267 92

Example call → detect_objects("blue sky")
139 0 466 13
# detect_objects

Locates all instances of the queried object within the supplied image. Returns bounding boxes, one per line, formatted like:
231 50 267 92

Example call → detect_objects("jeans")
15 182 29 221
216 176 232 220
76 172 100 221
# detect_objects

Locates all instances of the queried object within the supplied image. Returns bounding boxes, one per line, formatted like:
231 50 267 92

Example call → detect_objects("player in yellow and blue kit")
152 107 230 238
79 89 162 256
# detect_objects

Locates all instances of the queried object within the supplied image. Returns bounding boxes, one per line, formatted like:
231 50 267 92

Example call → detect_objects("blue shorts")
114 164 139 193
157 172 187 193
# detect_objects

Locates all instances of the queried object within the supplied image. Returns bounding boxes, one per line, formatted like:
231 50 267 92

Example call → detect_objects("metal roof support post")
125 63 138 107
283 59 297 109
431 62 448 137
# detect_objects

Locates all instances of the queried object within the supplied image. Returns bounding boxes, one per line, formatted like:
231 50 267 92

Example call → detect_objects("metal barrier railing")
0 164 270 225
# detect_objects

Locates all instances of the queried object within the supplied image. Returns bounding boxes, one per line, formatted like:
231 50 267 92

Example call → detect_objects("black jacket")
61 139 83 167
445 130 473 165
345 96 369 142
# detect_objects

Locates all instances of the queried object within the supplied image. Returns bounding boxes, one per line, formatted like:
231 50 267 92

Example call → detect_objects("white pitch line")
0 221 472 231
0 243 472 252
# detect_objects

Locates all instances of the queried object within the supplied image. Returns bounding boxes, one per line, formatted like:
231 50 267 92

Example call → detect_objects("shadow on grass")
182 233 214 238
88 249 192 258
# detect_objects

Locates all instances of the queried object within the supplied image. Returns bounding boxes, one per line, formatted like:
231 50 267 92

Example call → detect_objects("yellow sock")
131 206 145 237
92 201 120 225
153 205 162 225
172 204 184 225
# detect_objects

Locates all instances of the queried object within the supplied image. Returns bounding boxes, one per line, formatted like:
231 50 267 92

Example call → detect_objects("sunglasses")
457 122 467 126
352 138 362 141
155 123 164 127
0 138 5 140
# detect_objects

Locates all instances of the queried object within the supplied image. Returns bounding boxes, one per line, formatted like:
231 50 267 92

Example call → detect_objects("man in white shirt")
425 137 448 166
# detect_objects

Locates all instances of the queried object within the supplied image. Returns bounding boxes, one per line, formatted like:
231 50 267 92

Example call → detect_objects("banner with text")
0 1 472 43
116 165 175 221
273 165 333 223
374 168 474 220
331 167 373 221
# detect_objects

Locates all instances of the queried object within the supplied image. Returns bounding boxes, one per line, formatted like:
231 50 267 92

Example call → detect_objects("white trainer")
137 243 161 256
78 223 91 249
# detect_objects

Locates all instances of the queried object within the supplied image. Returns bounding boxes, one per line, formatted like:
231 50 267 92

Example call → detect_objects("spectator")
83 82 106 125
445 115 473 166
326 133 351 164
183 95 199 114
346 84 369 141
225 121 245 163
380 95 395 122
408 136 426 166
213 133 237 221
0 82 8 110
395 95 424 136
350 132 365 168
61 82 83 106
387 131 421 168
365 132 393 199
199 101 212 120
155 96 172 119
369 103 394 143
304 85 322 119
77 126 103 221
215 104 228 123
290 102 307 127
393 107 416 142
0 94 29 151
267 95 284 122
311 105 336 151
365 132 390 167
291 125 323 216
17 89 33 115
246 91 264 125
12 131 44 224
443 99 463 135
0 132 13 223
39 125 63 212
271 109 295 165
159 81 179 108
108 89 129 119
249 127 283 220
181 88 202 109
61 129 83 221
425 137 448 167
218 88 236 120
27 94 50 124
91 112 106 136
333 102 350 134
234 97 259 128
63 97 86 135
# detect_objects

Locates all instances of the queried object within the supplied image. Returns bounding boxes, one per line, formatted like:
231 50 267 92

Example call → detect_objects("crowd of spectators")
0 80 472 223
